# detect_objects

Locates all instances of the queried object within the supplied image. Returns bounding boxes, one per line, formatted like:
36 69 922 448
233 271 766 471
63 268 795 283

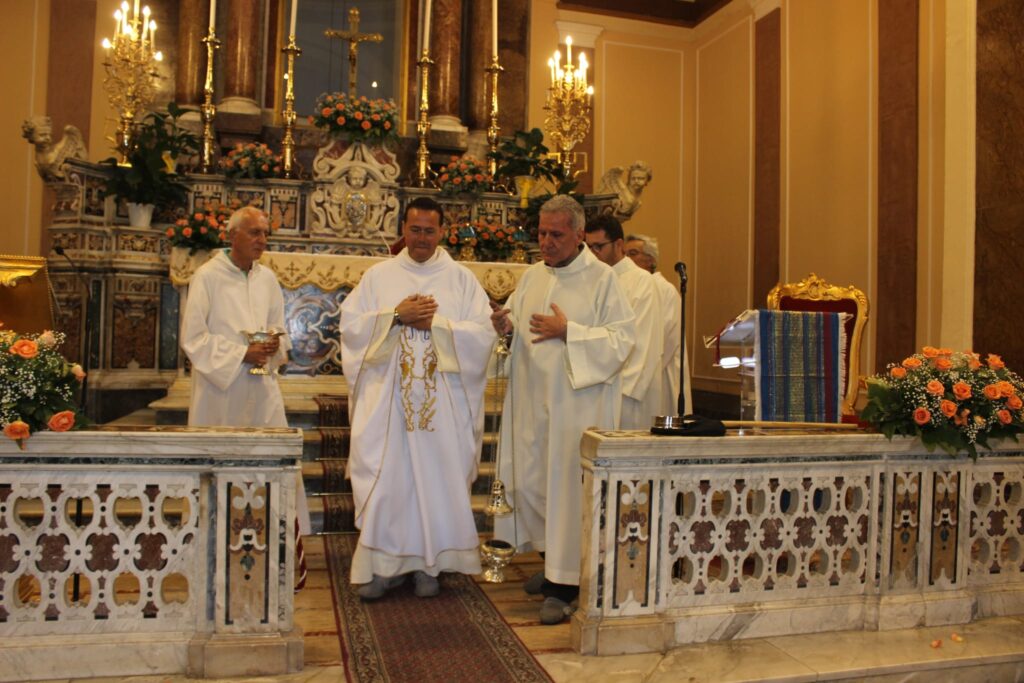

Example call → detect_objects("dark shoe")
523 570 545 595
357 574 404 600
539 596 572 625
413 571 440 598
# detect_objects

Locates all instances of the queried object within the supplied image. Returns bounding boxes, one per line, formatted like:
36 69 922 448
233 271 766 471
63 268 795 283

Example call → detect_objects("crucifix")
324 7 384 98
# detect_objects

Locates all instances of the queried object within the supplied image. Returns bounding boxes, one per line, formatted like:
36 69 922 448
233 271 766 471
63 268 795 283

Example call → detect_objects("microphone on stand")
674 261 687 417
53 246 92 416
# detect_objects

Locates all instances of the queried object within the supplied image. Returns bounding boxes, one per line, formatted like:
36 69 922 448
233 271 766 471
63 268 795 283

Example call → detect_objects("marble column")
221 0 261 115
428 0 467 144
464 1 492 159
174 0 207 113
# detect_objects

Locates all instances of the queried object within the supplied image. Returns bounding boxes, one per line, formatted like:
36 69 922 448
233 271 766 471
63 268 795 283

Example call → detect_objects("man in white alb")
491 195 636 624
585 214 663 429
182 206 291 428
625 233 693 416
341 196 495 600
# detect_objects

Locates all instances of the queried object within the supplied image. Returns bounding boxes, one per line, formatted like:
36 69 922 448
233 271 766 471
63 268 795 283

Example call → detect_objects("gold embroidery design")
398 328 437 432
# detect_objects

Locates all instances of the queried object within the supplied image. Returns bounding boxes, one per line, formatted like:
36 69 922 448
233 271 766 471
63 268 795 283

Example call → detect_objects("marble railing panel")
574 429 1024 655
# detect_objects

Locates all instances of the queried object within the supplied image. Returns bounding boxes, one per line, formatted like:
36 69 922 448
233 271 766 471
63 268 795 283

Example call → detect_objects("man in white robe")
585 214 663 429
182 206 291 427
491 195 636 624
626 234 693 416
341 196 495 600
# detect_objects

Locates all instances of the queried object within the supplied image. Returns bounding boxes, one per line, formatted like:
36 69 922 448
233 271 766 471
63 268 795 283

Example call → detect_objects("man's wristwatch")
392 308 402 327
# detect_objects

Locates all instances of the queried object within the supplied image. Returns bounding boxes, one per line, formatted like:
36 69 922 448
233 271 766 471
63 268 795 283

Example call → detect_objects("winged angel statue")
21 116 87 182
598 160 653 223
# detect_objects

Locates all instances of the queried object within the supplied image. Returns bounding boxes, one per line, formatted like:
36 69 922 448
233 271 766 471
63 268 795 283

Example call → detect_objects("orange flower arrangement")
861 347 1024 459
1 325 87 449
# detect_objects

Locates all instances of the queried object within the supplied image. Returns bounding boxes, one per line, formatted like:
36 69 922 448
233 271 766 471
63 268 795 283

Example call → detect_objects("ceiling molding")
555 21 604 48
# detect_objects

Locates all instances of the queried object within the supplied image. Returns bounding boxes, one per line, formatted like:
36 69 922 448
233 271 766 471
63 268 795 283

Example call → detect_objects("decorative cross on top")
324 7 383 98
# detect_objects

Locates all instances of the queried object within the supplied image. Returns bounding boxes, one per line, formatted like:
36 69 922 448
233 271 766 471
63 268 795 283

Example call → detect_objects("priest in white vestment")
181 207 310 536
491 195 636 624
341 197 495 600
182 206 291 426
626 234 693 416
585 214 663 429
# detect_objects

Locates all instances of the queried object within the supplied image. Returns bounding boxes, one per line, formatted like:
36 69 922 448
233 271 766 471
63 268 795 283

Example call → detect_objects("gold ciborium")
242 329 284 375
480 538 515 583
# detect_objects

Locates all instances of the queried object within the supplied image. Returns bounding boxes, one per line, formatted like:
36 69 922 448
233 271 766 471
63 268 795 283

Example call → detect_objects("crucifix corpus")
324 7 384 98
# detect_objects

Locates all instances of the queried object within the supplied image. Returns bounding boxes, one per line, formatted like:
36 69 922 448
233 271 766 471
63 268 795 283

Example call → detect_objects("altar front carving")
574 430 1024 655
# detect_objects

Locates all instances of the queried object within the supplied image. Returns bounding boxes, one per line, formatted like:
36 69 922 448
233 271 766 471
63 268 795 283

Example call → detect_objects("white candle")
289 0 298 38
133 0 140 23
566 36 572 68
491 0 498 60
548 58 554 83
208 0 216 31
422 0 432 53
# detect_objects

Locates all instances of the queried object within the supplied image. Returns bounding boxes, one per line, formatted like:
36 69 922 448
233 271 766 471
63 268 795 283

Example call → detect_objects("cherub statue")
328 165 384 237
599 160 653 222
21 116 87 182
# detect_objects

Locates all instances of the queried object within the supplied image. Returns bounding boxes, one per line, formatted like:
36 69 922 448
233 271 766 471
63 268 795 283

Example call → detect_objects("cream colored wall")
0 0 50 257
783 0 877 374
690 15 753 389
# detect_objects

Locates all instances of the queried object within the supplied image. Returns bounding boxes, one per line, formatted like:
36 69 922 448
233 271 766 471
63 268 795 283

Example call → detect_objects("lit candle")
149 20 156 48
141 6 150 42
491 0 498 60
120 2 129 34
208 0 217 32
289 0 298 39
133 0 140 24
113 9 121 37
422 0 432 53
566 36 572 68
548 58 554 83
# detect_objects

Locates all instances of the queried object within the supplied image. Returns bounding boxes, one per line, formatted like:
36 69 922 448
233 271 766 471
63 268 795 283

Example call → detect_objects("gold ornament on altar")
100 0 164 167
544 37 593 179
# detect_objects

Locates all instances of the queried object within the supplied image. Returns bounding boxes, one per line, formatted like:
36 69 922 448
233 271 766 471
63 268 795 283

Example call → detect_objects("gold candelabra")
199 29 220 174
100 1 164 167
281 36 302 179
544 37 593 179
414 50 434 188
485 57 504 182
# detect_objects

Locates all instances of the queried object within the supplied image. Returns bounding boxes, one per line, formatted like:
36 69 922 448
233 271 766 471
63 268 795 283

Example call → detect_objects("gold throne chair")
766 273 869 417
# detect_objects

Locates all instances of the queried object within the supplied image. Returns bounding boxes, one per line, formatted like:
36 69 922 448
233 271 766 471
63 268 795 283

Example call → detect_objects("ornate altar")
43 158 614 421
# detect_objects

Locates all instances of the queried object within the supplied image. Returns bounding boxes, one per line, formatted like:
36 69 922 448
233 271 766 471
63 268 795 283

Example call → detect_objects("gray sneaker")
523 570 545 595
356 574 404 600
413 571 440 598
539 596 572 625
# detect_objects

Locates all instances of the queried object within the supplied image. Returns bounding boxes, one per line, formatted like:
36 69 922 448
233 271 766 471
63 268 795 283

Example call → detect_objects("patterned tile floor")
37 536 1024 683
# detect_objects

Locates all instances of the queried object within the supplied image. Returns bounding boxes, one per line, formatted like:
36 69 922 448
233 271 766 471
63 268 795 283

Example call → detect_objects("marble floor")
35 535 1024 683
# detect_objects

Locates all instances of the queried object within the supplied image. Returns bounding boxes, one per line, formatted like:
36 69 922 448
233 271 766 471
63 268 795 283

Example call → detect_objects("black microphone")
675 261 688 416
53 245 91 414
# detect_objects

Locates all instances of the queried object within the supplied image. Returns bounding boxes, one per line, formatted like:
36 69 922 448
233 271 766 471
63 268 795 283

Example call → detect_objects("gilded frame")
766 272 870 416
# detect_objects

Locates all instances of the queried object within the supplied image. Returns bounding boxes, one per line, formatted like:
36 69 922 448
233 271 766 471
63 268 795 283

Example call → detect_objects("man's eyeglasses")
587 240 613 252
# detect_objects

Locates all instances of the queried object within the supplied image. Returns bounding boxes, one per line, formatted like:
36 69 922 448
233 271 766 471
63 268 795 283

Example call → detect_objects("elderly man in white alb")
180 206 311 543
625 233 693 416
341 196 495 601
182 206 291 427
491 194 636 624
585 213 663 429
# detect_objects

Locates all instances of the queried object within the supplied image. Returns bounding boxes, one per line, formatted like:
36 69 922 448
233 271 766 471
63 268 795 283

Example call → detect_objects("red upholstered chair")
766 273 870 417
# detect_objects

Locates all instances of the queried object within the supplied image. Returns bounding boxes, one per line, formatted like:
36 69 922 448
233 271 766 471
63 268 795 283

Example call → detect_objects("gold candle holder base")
480 539 515 583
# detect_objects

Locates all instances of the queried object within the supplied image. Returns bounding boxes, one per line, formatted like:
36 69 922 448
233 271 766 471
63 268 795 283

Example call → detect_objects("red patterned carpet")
325 534 552 683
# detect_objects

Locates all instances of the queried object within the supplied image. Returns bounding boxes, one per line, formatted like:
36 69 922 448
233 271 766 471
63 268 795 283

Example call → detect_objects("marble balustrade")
572 429 1024 655
0 426 304 681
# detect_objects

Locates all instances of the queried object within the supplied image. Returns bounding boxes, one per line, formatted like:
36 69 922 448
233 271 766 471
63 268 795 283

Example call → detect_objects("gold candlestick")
544 37 593 179
281 36 302 179
485 57 503 182
100 2 163 166
414 50 434 188
200 30 221 174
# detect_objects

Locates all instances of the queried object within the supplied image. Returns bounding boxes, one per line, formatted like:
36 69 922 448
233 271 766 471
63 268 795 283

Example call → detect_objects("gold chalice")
480 538 515 583
242 329 284 375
